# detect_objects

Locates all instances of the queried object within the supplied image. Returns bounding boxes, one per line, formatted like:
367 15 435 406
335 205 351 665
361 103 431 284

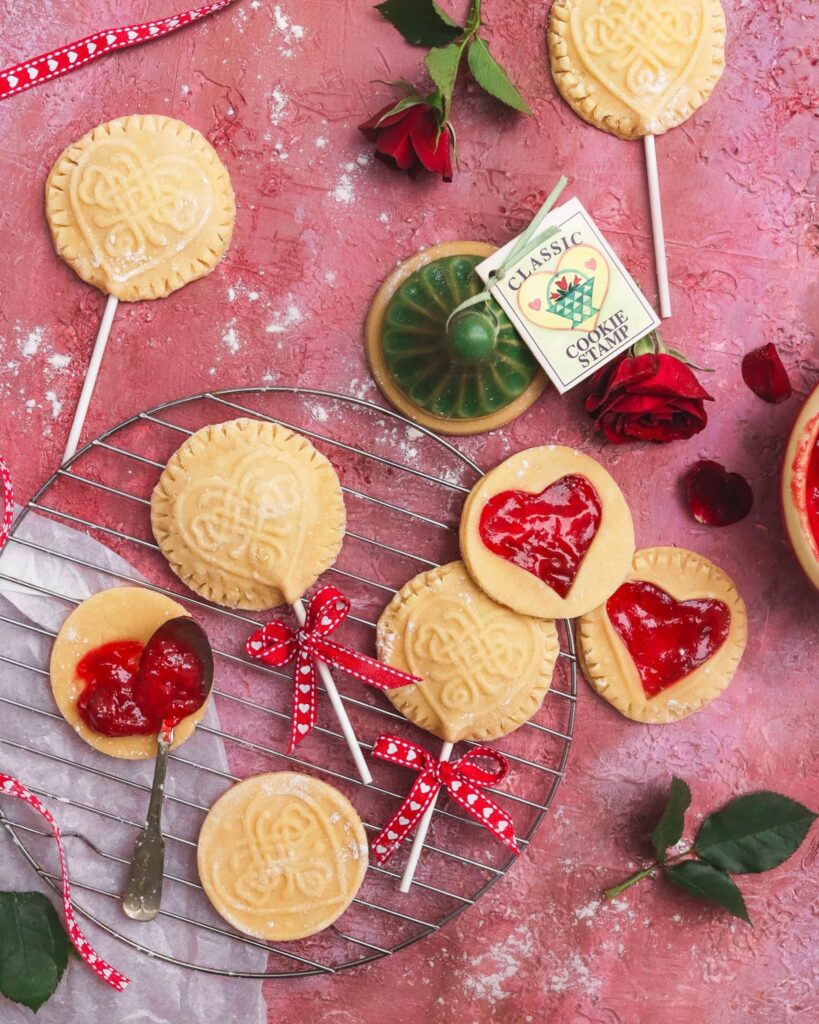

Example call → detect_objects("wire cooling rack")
0 388 575 977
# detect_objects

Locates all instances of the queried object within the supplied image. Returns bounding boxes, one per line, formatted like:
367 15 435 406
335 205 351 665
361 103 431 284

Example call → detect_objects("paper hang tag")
476 198 660 395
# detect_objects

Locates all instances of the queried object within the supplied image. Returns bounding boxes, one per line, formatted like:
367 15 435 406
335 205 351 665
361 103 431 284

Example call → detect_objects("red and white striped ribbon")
0 457 12 551
0 774 130 990
0 1 237 101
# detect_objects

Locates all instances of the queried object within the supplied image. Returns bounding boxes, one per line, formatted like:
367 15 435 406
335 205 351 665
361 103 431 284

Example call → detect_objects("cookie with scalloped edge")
577 546 746 723
46 114 235 301
548 0 726 140
151 418 346 611
377 561 559 742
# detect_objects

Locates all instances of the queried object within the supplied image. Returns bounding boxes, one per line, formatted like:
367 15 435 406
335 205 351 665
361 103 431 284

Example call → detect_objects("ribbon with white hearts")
0 1 237 101
0 456 12 552
245 585 420 753
0 774 129 990
370 735 519 865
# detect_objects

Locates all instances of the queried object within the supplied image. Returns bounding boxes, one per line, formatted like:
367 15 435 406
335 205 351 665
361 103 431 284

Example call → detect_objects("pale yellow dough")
460 445 634 620
45 114 235 301
197 772 368 941
377 562 559 743
577 546 747 723
49 587 207 760
548 0 727 140
151 418 346 611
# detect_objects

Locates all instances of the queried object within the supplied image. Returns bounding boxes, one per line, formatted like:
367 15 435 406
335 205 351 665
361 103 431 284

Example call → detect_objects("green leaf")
650 777 692 860
666 861 751 924
694 792 818 875
467 36 531 114
374 95 427 126
425 44 462 118
0 892 70 1012
376 0 462 47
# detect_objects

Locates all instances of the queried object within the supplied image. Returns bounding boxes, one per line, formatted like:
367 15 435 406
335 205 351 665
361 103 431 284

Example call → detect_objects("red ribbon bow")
370 735 519 865
245 586 419 752
0 774 129 991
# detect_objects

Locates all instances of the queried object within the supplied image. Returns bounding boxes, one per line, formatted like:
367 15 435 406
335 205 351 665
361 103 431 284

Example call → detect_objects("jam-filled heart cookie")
377 562 559 742
50 587 208 759
460 446 634 619
548 0 727 140
577 546 747 723
151 418 346 611
46 114 235 301
197 772 368 941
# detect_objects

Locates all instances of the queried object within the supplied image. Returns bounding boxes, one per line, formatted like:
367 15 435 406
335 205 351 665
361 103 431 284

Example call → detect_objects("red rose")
359 101 453 181
585 352 714 444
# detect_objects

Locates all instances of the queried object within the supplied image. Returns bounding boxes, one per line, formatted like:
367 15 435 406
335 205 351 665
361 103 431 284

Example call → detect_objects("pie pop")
46 114 236 460
548 0 727 317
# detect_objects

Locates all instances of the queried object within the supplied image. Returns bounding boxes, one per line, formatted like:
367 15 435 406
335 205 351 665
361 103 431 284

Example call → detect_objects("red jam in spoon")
76 635 206 737
806 436 819 548
478 475 602 598
606 581 731 698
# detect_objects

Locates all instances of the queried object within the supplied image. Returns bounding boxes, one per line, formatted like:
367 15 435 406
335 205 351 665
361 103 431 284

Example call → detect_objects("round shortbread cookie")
377 562 559 742
151 418 346 611
197 772 368 941
548 0 727 140
577 546 747 723
49 587 206 759
46 114 235 300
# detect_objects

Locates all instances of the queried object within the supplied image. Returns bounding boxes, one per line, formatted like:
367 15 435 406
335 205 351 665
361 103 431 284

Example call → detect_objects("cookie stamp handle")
644 135 671 319
292 598 373 786
62 293 118 462
399 740 453 893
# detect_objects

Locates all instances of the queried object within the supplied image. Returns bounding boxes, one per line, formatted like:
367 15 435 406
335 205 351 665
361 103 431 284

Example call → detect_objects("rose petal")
741 343 792 403
409 110 453 181
684 460 754 526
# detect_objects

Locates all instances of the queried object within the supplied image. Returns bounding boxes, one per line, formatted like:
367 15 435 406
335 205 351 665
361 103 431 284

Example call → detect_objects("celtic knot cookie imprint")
151 418 346 611
548 0 726 139
197 773 368 941
46 114 235 301
378 562 559 742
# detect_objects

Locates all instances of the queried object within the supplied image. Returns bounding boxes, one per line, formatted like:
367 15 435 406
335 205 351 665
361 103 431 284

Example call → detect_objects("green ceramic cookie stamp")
367 242 547 435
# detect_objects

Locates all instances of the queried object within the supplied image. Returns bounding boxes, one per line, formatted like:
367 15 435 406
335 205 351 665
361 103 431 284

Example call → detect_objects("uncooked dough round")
197 772 368 941
151 418 346 611
460 445 634 619
576 546 747 723
377 562 559 742
49 587 206 760
46 114 235 301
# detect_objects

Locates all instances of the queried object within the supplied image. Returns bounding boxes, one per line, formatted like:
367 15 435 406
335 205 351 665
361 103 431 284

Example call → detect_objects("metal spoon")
122 616 213 922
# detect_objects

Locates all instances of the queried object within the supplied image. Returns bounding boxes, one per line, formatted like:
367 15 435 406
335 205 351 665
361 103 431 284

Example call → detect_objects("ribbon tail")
288 648 317 752
315 637 420 691
371 771 439 865
449 781 519 857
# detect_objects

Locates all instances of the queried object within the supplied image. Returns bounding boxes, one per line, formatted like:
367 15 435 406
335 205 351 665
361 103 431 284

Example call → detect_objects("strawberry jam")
807 436 819 548
478 475 602 598
606 581 730 698
76 636 206 737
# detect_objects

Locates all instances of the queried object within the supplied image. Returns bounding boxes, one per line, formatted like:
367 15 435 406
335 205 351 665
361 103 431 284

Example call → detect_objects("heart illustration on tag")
573 0 707 123
479 474 603 597
517 244 610 333
607 581 730 697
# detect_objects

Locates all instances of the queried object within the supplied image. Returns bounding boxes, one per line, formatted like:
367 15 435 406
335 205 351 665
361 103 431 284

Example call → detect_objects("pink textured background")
1 1 817 1020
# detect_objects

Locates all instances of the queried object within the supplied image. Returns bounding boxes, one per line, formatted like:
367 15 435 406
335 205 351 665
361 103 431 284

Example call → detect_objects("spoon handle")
122 728 173 922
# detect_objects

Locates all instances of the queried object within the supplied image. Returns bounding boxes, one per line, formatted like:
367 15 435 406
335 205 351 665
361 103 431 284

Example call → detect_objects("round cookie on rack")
366 242 547 436
377 561 559 742
576 546 747 723
460 445 634 619
197 772 368 941
151 418 346 611
46 114 235 301
49 587 208 759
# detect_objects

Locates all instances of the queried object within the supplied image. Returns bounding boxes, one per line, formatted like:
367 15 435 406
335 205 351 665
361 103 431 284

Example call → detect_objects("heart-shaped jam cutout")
606 581 730 698
478 474 602 597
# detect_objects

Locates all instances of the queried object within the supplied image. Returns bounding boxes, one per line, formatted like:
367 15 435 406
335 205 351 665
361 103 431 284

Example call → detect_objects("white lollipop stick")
643 135 671 319
62 294 119 462
292 598 373 785
399 739 453 892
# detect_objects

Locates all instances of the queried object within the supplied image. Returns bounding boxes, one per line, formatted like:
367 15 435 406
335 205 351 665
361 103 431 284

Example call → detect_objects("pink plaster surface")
0 1 817 1021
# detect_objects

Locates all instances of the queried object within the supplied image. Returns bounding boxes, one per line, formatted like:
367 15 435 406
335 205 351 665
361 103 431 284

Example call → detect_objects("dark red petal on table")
684 460 754 526
741 343 792 403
